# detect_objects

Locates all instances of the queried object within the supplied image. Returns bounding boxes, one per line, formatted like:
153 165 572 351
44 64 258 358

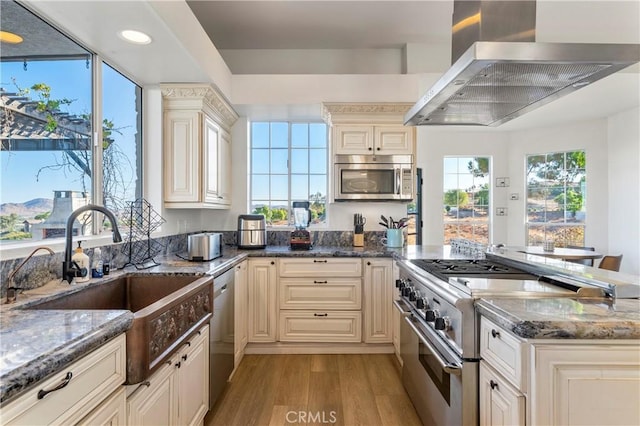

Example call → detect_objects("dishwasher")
209 267 234 408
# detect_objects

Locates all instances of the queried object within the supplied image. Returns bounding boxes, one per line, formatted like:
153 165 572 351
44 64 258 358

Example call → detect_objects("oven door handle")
393 299 412 317
404 316 462 376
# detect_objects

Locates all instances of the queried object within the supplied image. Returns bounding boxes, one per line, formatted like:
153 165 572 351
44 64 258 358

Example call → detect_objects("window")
0 1 142 245
250 122 327 226
526 150 586 246
443 157 491 243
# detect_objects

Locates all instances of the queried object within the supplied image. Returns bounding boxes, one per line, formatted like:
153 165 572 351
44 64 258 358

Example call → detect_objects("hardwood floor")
204 354 422 426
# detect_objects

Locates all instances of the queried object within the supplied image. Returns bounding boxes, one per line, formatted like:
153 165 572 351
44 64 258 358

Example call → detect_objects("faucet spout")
5 246 54 303
63 204 122 284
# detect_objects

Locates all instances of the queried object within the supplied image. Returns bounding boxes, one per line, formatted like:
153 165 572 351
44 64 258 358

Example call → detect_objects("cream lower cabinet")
234 260 248 367
127 324 209 426
1 334 126 426
391 261 402 364
248 258 278 342
480 316 640 426
278 258 362 342
363 259 393 343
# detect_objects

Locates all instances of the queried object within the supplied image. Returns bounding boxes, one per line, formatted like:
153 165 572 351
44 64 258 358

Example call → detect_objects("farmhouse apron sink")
27 274 213 384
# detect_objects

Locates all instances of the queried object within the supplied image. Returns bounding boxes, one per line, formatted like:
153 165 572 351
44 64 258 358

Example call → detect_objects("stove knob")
416 297 426 309
409 290 418 301
425 309 439 322
395 279 403 289
402 286 413 297
435 316 451 331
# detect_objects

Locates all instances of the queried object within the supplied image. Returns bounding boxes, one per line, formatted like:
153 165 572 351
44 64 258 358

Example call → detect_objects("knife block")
353 225 364 247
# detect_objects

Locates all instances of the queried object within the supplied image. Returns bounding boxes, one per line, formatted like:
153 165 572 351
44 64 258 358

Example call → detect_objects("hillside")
0 198 53 218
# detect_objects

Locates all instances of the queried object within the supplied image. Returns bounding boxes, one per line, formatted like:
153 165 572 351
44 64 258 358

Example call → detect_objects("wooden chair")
566 245 596 267
598 254 623 272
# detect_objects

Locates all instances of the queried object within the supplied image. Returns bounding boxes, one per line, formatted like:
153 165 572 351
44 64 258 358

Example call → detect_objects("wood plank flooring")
204 354 422 426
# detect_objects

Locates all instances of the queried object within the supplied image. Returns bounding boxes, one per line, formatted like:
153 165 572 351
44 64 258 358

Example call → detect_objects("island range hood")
404 0 640 127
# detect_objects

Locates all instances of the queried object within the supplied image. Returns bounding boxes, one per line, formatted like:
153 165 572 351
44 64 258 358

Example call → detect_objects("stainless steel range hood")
404 1 640 127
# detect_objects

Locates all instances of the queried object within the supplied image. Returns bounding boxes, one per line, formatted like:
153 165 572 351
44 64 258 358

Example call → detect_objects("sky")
1 58 139 205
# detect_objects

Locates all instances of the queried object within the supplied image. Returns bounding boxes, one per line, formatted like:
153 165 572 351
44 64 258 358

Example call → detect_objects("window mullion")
91 55 103 234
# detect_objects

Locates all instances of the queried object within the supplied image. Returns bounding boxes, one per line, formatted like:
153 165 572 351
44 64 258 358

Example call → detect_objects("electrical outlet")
496 177 510 187
510 193 519 200
496 207 507 216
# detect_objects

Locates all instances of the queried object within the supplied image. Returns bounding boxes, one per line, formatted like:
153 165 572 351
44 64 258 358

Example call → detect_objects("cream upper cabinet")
1 334 126 426
363 259 393 343
161 84 238 209
333 125 413 156
248 258 278 342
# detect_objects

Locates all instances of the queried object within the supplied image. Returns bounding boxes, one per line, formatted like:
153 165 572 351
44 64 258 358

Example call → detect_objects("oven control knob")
402 286 413 297
435 316 451 331
395 279 403 289
409 290 418 301
425 309 439 322
416 297 426 309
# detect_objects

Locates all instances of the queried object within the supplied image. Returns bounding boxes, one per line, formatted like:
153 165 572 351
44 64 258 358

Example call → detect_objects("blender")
290 201 312 250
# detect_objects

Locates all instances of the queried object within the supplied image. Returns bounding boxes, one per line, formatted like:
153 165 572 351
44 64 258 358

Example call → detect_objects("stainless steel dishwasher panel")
210 267 234 408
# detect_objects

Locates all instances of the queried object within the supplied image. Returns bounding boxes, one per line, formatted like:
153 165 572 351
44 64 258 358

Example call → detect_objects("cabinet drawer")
279 278 362 310
278 258 362 277
279 311 362 342
480 317 525 389
2 334 126 426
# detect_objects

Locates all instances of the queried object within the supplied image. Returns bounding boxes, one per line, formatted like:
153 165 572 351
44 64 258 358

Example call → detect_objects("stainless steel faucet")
5 246 55 304
63 204 122 284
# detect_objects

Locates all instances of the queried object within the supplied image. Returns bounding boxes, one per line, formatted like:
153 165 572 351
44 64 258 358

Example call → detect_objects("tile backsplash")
0 230 386 297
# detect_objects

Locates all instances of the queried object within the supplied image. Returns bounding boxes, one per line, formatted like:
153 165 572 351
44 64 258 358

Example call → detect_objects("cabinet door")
374 126 413 155
363 259 393 343
234 260 248 367
248 258 278 342
164 110 201 202
203 116 220 203
217 130 232 205
334 125 374 154
127 361 177 426
77 387 126 426
176 326 209 426
479 362 525 426
532 344 640 426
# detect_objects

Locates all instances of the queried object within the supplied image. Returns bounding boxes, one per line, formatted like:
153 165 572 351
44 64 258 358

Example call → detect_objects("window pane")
1 3 93 244
309 149 326 174
270 122 288 148
270 175 288 199
252 149 269 174
252 175 269 199
291 175 309 200
291 149 308 174
309 123 327 148
101 63 142 226
270 149 288 174
251 122 269 148
291 123 308 148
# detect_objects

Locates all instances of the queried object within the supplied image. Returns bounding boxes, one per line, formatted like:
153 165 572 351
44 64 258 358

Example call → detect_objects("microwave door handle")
395 168 401 195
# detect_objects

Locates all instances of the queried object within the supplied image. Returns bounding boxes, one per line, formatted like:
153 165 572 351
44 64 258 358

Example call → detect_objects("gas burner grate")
409 259 529 277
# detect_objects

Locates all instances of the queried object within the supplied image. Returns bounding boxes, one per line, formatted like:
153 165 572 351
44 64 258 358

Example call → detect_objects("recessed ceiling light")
118 30 152 45
0 31 24 44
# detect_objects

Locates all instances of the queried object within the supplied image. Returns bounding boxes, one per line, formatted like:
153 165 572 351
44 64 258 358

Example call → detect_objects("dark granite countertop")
476 297 640 340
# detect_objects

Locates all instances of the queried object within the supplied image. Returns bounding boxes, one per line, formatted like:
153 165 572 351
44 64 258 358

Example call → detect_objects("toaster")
237 214 267 249
188 233 223 261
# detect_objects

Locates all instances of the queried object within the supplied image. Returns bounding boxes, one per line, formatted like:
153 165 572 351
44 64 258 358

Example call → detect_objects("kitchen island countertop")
476 297 640 340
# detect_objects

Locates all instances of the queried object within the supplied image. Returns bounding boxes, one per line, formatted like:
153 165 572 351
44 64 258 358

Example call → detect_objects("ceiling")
186 1 453 50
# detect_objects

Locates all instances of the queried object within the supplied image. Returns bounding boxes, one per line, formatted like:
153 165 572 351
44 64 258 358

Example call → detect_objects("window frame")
0 1 143 252
249 120 328 228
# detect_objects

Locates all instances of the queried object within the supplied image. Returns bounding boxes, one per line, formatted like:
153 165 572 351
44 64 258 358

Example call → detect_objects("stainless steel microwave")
334 155 413 201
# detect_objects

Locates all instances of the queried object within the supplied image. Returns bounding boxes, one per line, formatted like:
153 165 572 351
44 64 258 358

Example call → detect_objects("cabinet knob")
491 329 500 338
270 261 275 265
490 380 499 390
376 147 381 151
368 147 372 151
367 261 371 266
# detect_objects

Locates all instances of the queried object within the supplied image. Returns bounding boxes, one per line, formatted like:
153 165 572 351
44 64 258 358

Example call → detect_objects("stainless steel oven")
334 155 413 201
395 299 478 426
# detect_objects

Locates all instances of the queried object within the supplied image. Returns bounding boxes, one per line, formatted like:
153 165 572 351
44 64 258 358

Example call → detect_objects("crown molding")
161 84 239 129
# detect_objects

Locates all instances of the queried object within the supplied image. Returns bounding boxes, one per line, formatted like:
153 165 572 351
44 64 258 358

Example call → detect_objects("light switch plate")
496 207 507 216
496 177 510 187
